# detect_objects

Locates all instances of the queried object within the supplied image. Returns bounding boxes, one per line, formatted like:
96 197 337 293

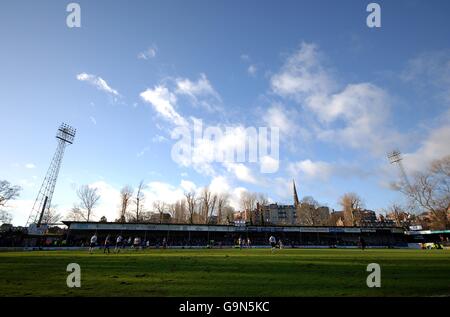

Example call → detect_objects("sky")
1 0 450 225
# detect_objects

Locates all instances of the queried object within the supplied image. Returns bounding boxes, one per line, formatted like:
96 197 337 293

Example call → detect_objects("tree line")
1 155 449 229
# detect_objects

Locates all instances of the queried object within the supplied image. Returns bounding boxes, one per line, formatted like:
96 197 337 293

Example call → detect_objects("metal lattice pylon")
26 123 76 227
387 150 411 190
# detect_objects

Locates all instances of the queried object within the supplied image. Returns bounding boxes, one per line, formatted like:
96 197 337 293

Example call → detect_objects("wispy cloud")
403 109 450 173
175 73 222 111
152 135 168 143
137 146 150 158
271 42 399 155
224 162 258 184
288 159 333 181
401 49 450 104
240 54 250 61
138 45 157 60
247 64 257 76
140 85 187 126
76 73 120 96
241 54 259 77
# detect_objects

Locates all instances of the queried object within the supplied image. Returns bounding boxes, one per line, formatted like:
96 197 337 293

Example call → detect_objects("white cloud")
247 64 257 76
271 42 335 98
175 74 222 111
171 121 270 178
176 74 218 97
224 162 258 184
5 199 34 226
403 116 450 173
288 159 333 181
208 176 231 194
314 83 396 153
260 155 279 174
25 163 35 169
19 178 35 188
76 73 120 96
271 42 397 155
180 180 197 192
240 54 250 61
136 146 150 158
272 177 295 200
138 45 157 60
89 116 97 125
88 181 121 221
401 50 450 103
77 180 200 221
142 181 186 207
151 135 168 143
207 175 248 210
263 104 296 137
140 85 187 126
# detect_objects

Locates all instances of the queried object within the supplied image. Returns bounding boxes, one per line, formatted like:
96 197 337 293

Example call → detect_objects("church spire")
293 179 300 208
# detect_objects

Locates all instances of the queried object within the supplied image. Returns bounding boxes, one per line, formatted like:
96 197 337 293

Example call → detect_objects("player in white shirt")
115 235 123 253
133 237 141 250
269 235 276 253
89 234 97 254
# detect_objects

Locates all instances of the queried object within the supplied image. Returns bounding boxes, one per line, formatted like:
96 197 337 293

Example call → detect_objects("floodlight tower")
26 123 76 227
387 150 411 190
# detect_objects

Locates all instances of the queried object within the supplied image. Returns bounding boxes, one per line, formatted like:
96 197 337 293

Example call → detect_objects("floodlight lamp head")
387 150 402 164
56 122 76 144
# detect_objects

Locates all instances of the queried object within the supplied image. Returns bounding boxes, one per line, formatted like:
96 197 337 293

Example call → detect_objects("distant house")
0 223 13 232
149 212 172 223
261 203 297 225
330 211 345 227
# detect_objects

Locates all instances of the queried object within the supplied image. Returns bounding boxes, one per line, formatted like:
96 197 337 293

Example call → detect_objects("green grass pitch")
0 248 449 297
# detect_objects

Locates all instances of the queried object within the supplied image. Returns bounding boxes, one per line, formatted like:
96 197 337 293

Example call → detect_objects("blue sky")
1 0 450 225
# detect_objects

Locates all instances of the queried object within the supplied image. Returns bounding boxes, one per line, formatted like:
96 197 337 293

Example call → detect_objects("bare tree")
240 191 257 224
153 200 167 224
134 180 145 222
170 199 187 223
384 204 411 228
184 191 197 224
297 196 319 225
223 206 235 224
199 187 217 224
75 185 100 221
295 196 329 226
0 210 13 225
339 193 364 226
0 180 19 224
216 193 230 224
0 180 21 208
41 204 62 224
66 206 86 221
139 211 153 222
394 155 450 229
255 193 269 225
118 185 133 223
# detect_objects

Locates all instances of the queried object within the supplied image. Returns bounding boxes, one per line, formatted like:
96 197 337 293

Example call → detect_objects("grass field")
0 248 449 297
